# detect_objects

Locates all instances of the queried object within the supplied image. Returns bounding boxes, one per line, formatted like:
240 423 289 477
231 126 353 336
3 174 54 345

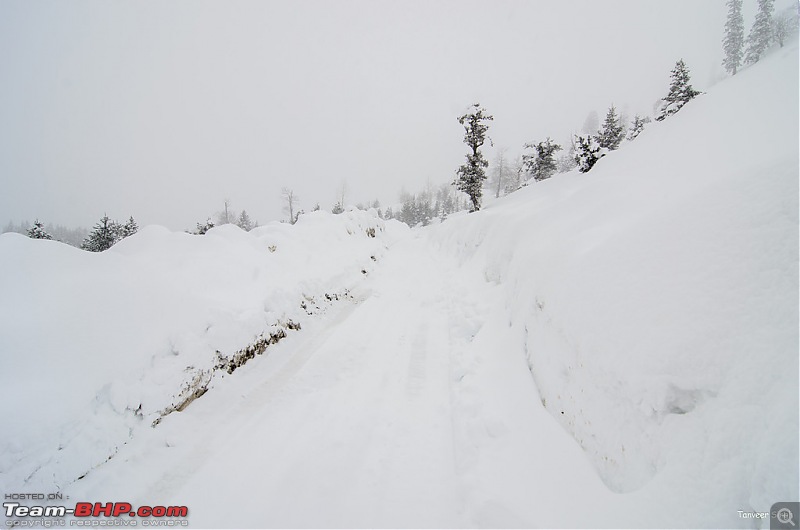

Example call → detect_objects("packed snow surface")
1 41 797 528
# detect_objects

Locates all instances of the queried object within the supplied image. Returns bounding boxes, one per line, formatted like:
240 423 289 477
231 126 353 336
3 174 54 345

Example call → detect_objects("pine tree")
627 114 652 141
236 210 254 231
523 138 563 181
82 215 119 252
656 60 701 121
120 216 138 239
27 219 53 240
332 201 344 214
573 134 606 173
454 103 493 212
399 196 416 226
597 105 625 150
745 0 775 64
722 0 745 75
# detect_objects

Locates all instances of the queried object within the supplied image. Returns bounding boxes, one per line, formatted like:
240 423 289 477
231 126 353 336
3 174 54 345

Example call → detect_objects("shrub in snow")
523 137 563 181
573 134 606 173
627 114 651 142
194 218 215 235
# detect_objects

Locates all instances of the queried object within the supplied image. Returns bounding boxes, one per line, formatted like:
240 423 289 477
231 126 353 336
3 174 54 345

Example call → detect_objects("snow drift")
0 209 401 492
427 40 799 525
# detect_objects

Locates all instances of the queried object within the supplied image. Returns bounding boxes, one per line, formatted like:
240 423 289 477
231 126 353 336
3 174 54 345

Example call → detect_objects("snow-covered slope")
0 209 401 491
1 41 797 529
427 41 799 524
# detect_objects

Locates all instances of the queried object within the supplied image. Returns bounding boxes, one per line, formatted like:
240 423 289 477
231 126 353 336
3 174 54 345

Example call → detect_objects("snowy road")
65 231 622 528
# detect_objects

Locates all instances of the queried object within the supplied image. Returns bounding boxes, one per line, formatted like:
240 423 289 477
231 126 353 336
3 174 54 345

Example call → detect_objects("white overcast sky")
0 0 790 230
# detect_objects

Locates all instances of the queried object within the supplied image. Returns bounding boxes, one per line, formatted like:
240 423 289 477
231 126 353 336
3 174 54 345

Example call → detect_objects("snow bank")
427 42 798 525
0 209 405 492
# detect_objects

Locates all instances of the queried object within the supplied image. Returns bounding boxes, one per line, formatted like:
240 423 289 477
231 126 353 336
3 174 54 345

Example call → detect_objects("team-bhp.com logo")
4 499 188 527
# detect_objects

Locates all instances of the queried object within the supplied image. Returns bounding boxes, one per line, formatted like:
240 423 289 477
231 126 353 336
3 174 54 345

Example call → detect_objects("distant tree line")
3 220 88 247
16 4 794 240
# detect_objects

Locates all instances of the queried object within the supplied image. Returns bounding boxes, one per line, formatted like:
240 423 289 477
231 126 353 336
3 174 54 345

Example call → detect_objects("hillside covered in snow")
1 36 798 530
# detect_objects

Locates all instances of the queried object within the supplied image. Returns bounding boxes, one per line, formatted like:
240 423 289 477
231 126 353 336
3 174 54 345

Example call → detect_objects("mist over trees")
3 220 88 247
392 184 470 227
723 0 745 74
7 2 794 238
745 0 775 64
237 210 255 231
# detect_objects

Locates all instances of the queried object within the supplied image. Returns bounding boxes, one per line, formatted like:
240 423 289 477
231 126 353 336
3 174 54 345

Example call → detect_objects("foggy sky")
0 0 786 230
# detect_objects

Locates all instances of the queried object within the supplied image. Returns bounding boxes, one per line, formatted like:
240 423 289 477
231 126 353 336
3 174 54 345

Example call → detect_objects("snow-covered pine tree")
573 134 605 173
597 105 625 150
523 138 563 181
627 114 652 141
195 218 215 235
237 210 254 231
454 103 493 211
331 201 344 214
722 0 745 75
82 215 119 252
27 219 53 240
120 216 138 239
745 0 775 64
655 60 701 121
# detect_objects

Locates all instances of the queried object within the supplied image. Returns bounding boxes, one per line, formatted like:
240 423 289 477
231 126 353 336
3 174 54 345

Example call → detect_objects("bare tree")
216 199 237 225
490 148 510 198
773 11 795 48
337 179 349 209
282 187 299 224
